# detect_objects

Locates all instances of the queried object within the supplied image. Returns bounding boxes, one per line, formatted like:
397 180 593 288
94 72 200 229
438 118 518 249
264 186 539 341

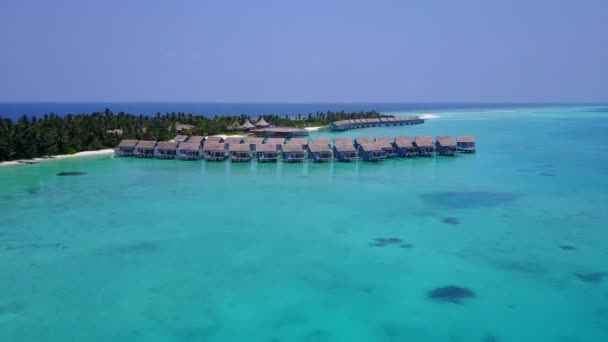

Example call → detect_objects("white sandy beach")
0 149 115 168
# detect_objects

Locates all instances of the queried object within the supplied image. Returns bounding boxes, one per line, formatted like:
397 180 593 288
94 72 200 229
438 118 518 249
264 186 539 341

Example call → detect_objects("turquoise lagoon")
1 106 607 341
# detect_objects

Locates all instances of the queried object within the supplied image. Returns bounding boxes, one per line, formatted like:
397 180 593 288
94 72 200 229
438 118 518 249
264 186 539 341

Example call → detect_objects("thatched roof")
395 136 413 142
375 136 393 143
174 135 189 143
136 140 157 149
157 141 178 150
225 136 244 144
457 136 475 143
188 136 204 144
289 137 309 146
256 117 270 127
308 144 331 153
265 138 285 145
179 142 201 151
436 136 456 147
333 138 353 146
355 137 373 145
255 144 277 152
118 139 138 148
229 144 251 152
176 123 195 131
246 137 264 145
203 142 225 152
205 136 224 143
282 144 305 152
241 120 255 130
358 143 383 152
414 136 434 147
312 138 330 146
334 144 356 152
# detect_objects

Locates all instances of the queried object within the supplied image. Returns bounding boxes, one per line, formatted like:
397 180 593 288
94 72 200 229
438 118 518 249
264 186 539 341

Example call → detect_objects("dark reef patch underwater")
420 192 520 208
576 272 608 283
56 172 88 176
427 285 476 303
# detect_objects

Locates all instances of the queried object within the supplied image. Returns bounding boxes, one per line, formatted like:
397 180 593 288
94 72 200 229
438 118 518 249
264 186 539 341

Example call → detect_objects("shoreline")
0 149 115 168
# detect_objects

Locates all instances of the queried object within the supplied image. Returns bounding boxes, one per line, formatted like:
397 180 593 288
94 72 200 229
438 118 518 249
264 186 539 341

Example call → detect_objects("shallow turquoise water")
1 106 608 341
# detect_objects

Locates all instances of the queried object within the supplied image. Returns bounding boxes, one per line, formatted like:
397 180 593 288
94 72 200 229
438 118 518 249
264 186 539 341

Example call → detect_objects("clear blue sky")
0 0 606 103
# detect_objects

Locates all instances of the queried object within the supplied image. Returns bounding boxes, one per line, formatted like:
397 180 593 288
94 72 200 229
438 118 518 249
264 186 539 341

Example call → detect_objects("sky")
0 0 606 103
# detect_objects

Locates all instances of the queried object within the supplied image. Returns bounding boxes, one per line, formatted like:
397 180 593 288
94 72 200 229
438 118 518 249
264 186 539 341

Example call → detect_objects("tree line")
0 109 389 161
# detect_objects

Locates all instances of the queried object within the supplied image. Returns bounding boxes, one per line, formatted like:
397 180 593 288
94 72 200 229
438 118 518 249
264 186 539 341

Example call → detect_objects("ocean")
1 104 607 341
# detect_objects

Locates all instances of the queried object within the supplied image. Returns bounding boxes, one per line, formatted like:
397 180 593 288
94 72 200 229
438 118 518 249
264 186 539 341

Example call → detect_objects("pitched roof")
188 136 204 144
394 139 413 148
358 142 383 152
255 143 277 152
436 136 456 147
174 135 189 143
375 136 393 143
179 142 201 151
333 138 353 146
241 120 255 129
457 136 475 143
118 139 138 148
225 136 244 144
157 141 178 150
395 136 413 142
289 137 309 146
246 137 264 145
203 142 225 152
256 117 270 127
308 144 332 153
312 138 330 146
355 137 373 145
282 144 305 152
229 144 251 152
334 144 356 152
205 136 224 143
265 138 285 145
414 136 434 147
136 140 157 149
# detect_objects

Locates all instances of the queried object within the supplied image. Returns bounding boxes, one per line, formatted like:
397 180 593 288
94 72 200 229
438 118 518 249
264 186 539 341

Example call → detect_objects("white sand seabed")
0 149 115 168
304 126 326 132
418 113 440 120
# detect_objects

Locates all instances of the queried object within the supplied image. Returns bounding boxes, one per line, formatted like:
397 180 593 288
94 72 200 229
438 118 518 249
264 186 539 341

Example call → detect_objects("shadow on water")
576 272 608 283
427 285 476 304
420 192 521 208
56 171 88 176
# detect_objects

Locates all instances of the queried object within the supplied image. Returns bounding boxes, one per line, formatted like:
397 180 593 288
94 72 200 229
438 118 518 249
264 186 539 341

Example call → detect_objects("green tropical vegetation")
0 109 390 161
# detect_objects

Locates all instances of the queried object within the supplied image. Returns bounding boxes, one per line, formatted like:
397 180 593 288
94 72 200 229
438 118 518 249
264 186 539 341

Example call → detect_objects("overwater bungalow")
255 117 271 128
376 140 397 158
205 136 224 144
225 136 244 145
265 137 286 150
203 142 227 161
289 137 309 150
333 143 357 162
358 143 387 162
134 140 157 158
229 143 251 162
252 127 309 138
436 136 457 156
282 144 306 163
174 135 189 143
355 137 373 148
188 136 204 146
414 136 435 156
329 116 425 131
312 137 331 148
116 139 138 156
178 142 202 160
247 137 264 151
255 144 278 163
333 137 353 147
156 141 178 159
375 136 393 144
394 137 416 157
308 144 332 163
457 136 476 153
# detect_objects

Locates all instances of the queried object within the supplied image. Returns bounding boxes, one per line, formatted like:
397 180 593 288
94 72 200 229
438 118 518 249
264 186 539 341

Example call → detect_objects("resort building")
329 116 425 131
333 143 357 162
224 136 244 149
457 136 476 153
414 136 435 156
307 144 332 163
282 144 306 163
289 137 309 150
240 119 256 131
333 137 353 147
116 139 138 156
175 123 195 133
178 142 202 160
174 135 189 143
252 127 309 138
255 117 271 128
358 143 387 162
203 142 227 161
134 140 157 158
436 136 457 156
355 137 373 148
311 138 331 147
376 140 396 158
265 137 286 150
247 137 264 151
255 143 278 163
155 141 178 159
205 136 224 144
188 136 205 146
229 143 251 162
394 136 416 157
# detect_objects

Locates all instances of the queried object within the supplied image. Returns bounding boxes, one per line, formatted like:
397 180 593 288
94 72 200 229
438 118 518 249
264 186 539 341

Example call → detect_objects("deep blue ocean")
0 102 591 120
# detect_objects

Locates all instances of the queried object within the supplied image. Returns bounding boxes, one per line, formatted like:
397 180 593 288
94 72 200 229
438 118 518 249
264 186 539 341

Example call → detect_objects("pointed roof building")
240 119 255 131
255 117 271 128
